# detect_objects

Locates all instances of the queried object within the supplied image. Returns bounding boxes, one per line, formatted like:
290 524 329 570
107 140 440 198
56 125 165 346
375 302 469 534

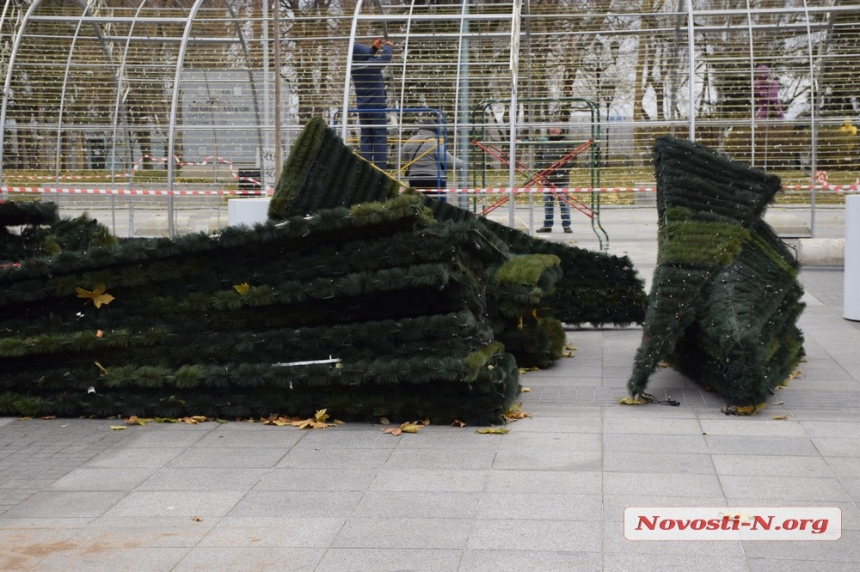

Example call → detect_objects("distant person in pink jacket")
754 65 784 119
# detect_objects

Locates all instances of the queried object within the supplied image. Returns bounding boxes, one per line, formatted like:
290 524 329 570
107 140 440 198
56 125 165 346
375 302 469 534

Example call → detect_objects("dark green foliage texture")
423 199 647 327
0 201 115 262
0 194 518 424
628 136 805 406
269 117 402 219
0 118 647 423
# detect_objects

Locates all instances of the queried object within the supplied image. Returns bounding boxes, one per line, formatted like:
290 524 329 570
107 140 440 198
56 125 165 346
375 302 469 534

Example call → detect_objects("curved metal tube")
0 0 44 185
166 0 207 236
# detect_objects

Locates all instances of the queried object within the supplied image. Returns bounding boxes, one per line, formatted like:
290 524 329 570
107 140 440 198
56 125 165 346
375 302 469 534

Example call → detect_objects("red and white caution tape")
1 186 272 196
4 155 264 188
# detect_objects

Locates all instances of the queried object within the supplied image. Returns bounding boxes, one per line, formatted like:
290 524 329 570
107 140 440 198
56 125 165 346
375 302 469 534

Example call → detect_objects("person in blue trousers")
535 127 572 234
351 38 394 170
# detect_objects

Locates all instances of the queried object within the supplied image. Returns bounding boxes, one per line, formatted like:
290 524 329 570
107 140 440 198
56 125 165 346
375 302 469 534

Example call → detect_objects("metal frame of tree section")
331 106 454 190
471 97 609 250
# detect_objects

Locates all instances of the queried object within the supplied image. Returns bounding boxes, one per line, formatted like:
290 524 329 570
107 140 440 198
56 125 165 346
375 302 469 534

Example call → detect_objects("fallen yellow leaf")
126 416 153 426
382 427 402 436
110 425 127 431
452 420 466 428
772 415 789 421
233 283 250 295
192 516 204 522
619 396 648 405
94 361 106 374
521 387 532 393
399 423 422 434
504 403 530 421
476 427 509 434
75 284 115 309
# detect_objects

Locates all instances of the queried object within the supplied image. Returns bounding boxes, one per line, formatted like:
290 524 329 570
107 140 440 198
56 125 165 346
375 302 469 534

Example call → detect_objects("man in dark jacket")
535 127 572 234
351 38 394 169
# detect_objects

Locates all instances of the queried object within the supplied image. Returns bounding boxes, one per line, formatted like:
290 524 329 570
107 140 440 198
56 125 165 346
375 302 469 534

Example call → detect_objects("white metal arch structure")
0 0 266 200
2 1 860 240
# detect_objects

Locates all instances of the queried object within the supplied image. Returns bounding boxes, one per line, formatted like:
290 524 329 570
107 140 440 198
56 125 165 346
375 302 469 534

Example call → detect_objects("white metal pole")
687 0 696 141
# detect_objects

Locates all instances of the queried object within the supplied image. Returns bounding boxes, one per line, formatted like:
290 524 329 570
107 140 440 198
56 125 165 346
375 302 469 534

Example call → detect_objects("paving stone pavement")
2 205 859 571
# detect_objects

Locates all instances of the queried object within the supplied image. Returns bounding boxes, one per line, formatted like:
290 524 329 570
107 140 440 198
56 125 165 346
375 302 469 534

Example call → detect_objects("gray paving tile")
103 491 244 517
603 451 715 474
724 499 860 531
604 553 750 572
458 549 602 572
741 530 860 561
368 468 488 492
121 431 207 448
485 469 602 495
603 404 704 419
603 416 702 435
712 455 833 477
700 418 807 437
194 427 305 448
603 433 709 454
705 435 819 456
1 492 126 519
811 437 860 456
172 547 325 572
291 429 400 449
838 478 860 502
391 429 504 449
604 472 724 498
0 526 82 570
227 490 362 518
83 446 186 468
384 449 496 470
276 447 393 469
603 520 745 555
47 467 160 491
198 517 344 547
332 517 471 549
254 468 378 491
0 517 94 529
498 432 601 451
352 491 481 518
137 468 268 491
477 493 603 520
503 416 603 433
168 447 288 468
68 524 211 548
31 547 190 572
825 456 860 478
602 495 730 522
719 475 849 502
492 449 602 471
315 548 462 572
747 559 860 572
800 420 860 438
466 519 600 551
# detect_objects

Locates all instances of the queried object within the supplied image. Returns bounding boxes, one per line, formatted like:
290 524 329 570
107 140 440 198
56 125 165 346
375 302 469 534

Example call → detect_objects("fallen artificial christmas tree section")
627 136 806 410
0 117 650 424
0 195 520 424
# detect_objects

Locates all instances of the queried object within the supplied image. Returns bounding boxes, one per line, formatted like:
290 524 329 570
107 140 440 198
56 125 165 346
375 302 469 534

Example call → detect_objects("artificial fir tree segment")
628 136 804 408
423 197 648 327
269 117 401 219
1 192 519 423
